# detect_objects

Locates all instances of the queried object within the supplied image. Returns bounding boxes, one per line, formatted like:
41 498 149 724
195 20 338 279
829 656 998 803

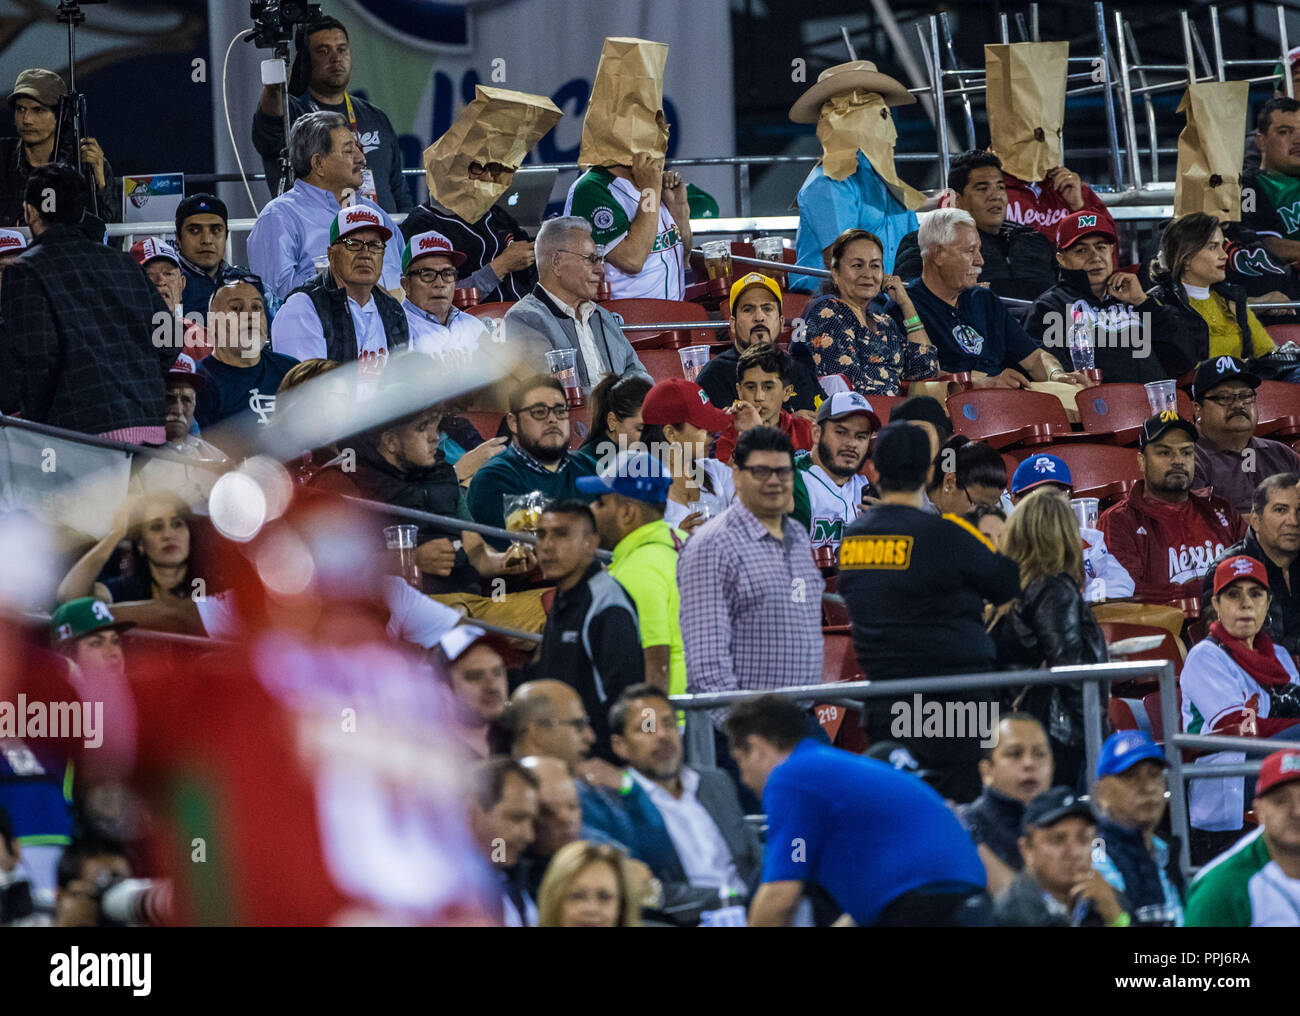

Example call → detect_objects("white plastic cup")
1070 497 1099 531
544 348 583 405
752 236 784 261
312 253 330 274
686 501 711 521
1144 379 1178 416
383 524 421 589
700 240 731 280
678 345 711 382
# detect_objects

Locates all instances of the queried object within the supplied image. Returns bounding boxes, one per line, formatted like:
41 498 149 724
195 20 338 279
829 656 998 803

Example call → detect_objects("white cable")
222 28 261 217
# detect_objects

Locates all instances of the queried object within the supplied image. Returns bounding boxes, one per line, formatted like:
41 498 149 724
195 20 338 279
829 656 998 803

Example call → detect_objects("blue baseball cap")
576 450 672 506
1011 453 1072 496
1096 730 1167 779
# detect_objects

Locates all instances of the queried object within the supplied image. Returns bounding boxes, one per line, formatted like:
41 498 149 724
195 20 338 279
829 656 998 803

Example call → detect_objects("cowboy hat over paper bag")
1174 80 1248 220
986 41 1069 182
577 37 670 169
424 85 563 223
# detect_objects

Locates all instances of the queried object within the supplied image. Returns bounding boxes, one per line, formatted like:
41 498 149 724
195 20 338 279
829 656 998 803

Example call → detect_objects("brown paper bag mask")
985 41 1069 182
577 37 670 169
424 85 563 223
1174 81 1248 220
816 89 924 209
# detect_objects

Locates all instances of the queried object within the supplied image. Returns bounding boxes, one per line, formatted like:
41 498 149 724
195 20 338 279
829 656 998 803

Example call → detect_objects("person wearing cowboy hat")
787 60 923 294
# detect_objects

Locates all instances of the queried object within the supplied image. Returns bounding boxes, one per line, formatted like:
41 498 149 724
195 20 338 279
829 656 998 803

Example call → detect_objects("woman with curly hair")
804 228 939 395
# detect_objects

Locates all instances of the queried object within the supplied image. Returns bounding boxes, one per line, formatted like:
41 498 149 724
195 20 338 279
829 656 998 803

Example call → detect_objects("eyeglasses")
1202 392 1256 408
469 161 510 177
337 238 387 253
516 402 570 422
738 465 794 482
557 249 606 266
533 717 591 731
407 267 459 284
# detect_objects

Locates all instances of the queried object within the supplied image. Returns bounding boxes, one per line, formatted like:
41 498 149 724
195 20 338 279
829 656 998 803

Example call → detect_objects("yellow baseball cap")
728 272 783 316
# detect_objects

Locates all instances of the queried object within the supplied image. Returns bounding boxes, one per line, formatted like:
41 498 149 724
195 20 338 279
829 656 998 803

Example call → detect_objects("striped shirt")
677 501 825 726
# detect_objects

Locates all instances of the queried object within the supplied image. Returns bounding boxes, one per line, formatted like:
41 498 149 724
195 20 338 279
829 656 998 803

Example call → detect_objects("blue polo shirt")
761 739 985 924
905 278 1038 376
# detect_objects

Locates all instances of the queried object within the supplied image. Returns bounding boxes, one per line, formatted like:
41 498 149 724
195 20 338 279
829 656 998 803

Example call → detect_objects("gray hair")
918 207 977 257
535 215 594 266
289 110 350 179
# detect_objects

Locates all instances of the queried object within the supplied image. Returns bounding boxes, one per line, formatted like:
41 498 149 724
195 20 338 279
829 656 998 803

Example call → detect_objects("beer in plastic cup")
384 524 421 590
686 501 710 521
678 345 711 383
1143 379 1178 415
752 236 784 261
544 348 584 407
701 240 731 280
1069 497 1099 531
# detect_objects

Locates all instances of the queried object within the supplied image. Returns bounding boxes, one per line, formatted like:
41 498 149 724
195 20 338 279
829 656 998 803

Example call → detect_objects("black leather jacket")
1144 272 1261 377
995 573 1108 749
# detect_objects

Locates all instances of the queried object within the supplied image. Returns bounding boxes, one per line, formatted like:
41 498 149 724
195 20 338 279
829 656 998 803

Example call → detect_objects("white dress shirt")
538 283 607 384
272 287 392 365
628 767 740 890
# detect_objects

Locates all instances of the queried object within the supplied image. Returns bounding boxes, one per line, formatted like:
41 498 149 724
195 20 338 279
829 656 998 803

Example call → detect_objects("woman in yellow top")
1147 212 1275 376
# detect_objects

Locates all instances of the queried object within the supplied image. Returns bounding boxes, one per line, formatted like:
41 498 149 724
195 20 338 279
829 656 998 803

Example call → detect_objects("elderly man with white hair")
904 208 1087 390
502 216 649 391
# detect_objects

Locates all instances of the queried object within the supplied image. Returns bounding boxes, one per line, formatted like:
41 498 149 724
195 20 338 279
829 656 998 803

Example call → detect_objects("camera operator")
251 13 412 213
52 836 133 928
0 69 118 225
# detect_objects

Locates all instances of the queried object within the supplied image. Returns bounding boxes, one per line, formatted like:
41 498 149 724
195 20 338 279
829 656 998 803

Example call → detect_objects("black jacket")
0 224 175 434
283 271 409 364
0 137 119 225
1144 273 1263 377
1200 528 1300 655
529 560 645 762
958 786 1026 872
1024 268 1184 383
893 221 1057 302
696 342 819 415
401 200 537 303
994 871 1113 927
994 573 1108 751
1094 815 1186 925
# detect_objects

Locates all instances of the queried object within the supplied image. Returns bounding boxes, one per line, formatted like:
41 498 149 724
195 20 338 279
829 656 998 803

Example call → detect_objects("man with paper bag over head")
564 37 691 301
787 61 922 294
404 86 562 303
986 42 1117 248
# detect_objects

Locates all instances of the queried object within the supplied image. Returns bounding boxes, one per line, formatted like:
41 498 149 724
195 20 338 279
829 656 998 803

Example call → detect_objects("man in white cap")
271 205 408 368
791 391 879 554
788 60 922 292
401 230 489 370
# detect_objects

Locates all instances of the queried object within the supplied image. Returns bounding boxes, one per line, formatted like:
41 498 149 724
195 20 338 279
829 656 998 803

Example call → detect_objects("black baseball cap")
175 193 229 234
1191 356 1262 402
886 395 952 439
1022 787 1095 833
1138 411 1198 449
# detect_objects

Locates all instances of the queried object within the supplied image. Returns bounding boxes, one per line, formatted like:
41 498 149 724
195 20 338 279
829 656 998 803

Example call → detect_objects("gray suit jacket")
502 285 649 390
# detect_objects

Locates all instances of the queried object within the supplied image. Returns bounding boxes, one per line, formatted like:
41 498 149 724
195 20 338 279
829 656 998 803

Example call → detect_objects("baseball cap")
49 597 135 646
130 237 181 269
8 68 65 108
1191 356 1262 402
640 378 733 433
1011 453 1072 496
1212 554 1270 597
1256 748 1300 797
403 230 467 272
1022 787 1095 832
437 624 509 664
328 205 392 245
815 390 881 428
0 228 28 256
576 450 672 506
728 272 783 316
1096 730 1167 779
175 193 229 233
166 352 208 390
1056 212 1117 252
1138 410 1198 449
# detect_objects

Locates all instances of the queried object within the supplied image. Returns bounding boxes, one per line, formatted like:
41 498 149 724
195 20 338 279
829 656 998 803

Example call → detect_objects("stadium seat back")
1076 383 1192 445
603 298 714 349
1035 442 1141 502
637 349 685 383
463 411 506 441
946 389 1072 448
1255 380 1300 438
464 301 515 322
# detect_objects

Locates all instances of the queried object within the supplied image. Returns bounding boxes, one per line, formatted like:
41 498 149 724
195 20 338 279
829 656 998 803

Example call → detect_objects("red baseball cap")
1055 212 1117 253
1256 748 1300 797
130 236 181 268
640 379 733 433
165 351 208 390
1212 554 1270 597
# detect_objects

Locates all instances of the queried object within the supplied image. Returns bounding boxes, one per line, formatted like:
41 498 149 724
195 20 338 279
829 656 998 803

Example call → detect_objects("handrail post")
684 708 716 768
1158 659 1193 878
1082 674 1103 790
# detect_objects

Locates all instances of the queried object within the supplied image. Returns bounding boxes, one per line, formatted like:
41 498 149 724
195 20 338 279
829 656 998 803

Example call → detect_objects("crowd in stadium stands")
7 12 1300 929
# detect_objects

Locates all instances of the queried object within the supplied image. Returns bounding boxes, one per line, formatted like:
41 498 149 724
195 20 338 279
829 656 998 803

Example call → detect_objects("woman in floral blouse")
805 228 939 395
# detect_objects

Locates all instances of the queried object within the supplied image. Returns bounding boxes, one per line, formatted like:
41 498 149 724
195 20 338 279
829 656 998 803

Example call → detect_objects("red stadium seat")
463 411 505 441
822 593 852 632
1076 384 1194 446
637 349 685 383
783 291 810 322
1255 380 1300 438
1266 323 1300 346
862 393 907 427
1099 621 1184 687
1036 442 1141 502
1108 697 1157 741
946 389 1073 449
602 299 715 349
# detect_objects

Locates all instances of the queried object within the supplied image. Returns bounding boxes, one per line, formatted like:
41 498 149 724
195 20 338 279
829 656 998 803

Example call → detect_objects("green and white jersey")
564 167 685 300
1186 827 1300 926
795 458 870 552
